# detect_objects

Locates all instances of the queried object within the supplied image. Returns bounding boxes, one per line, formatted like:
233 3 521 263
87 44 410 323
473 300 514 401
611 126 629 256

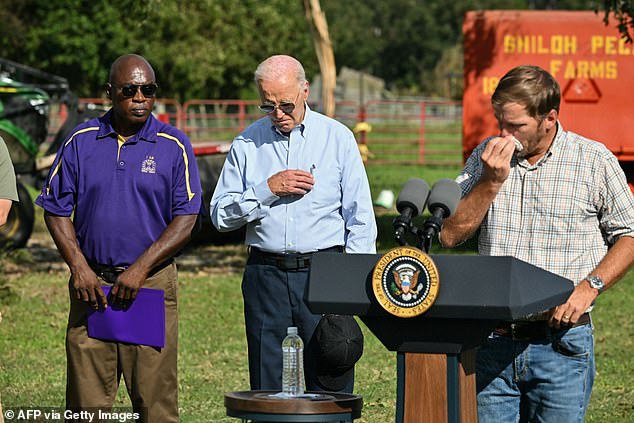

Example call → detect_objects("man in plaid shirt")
441 65 634 423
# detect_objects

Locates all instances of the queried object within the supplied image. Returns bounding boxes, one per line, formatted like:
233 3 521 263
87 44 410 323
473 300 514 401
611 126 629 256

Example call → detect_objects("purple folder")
87 286 165 348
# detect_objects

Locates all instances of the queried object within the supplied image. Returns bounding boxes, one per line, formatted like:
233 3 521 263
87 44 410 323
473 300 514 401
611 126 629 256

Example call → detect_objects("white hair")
254 55 307 88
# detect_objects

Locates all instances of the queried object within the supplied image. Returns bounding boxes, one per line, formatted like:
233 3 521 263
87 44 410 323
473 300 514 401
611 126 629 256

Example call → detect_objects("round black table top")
224 390 363 422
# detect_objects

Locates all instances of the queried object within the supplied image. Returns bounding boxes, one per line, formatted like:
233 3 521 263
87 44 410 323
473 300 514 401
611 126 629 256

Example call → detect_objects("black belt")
493 313 591 341
248 246 344 271
89 259 174 284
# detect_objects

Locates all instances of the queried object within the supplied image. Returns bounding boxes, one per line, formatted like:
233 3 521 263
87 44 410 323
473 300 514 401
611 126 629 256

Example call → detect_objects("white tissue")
511 136 523 152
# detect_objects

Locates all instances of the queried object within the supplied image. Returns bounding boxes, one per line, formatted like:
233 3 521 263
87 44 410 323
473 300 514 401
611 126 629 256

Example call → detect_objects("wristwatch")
585 275 605 294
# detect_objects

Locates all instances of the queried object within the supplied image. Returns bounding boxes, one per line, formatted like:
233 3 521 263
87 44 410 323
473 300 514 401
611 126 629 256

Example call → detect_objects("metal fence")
359 100 462 166
47 98 462 166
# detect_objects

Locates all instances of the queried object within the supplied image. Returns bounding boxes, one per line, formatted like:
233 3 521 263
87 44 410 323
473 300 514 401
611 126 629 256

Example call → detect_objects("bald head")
254 55 306 88
106 54 156 136
109 54 155 84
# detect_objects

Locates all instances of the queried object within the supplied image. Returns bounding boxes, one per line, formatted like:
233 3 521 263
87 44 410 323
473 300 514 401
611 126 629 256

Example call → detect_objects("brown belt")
493 313 591 341
89 259 174 284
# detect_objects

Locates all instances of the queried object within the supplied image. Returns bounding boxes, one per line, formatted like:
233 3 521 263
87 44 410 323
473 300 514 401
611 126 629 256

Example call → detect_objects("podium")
307 253 573 423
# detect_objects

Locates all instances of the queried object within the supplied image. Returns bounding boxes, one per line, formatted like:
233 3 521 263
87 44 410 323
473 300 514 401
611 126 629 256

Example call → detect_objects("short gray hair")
254 55 307 88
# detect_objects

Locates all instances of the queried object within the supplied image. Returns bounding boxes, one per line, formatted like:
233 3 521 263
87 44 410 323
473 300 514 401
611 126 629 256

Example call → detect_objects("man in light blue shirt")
210 55 376 393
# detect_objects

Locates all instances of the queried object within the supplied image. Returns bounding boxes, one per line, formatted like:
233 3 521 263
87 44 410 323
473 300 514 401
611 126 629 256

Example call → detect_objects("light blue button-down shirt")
210 106 377 254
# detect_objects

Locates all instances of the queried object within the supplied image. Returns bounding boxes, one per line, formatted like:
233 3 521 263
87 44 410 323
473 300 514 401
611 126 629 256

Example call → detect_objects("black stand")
307 253 573 423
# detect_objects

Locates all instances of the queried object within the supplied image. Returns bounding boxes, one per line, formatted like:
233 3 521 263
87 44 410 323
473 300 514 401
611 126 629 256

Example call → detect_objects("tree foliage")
0 0 316 99
597 0 634 42
320 0 611 95
1 0 631 99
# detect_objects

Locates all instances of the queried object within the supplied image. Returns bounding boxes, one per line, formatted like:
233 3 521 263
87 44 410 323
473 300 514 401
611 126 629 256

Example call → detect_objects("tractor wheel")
192 153 246 245
0 180 34 249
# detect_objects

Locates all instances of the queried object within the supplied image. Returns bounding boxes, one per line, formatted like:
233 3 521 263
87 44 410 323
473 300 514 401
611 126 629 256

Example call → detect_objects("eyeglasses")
116 83 158 98
258 91 301 114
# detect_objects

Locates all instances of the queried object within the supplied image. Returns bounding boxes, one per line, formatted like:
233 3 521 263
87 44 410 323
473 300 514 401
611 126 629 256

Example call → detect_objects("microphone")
393 179 430 245
422 179 461 240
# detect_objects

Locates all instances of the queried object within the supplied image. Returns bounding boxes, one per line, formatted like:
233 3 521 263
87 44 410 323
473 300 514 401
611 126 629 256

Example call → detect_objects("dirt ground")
1 229 248 278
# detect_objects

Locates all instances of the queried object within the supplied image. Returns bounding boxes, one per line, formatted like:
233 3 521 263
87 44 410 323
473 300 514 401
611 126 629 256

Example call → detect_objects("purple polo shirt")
35 111 202 267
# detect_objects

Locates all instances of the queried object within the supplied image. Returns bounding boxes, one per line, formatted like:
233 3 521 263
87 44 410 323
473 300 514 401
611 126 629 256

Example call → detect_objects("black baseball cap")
315 314 364 391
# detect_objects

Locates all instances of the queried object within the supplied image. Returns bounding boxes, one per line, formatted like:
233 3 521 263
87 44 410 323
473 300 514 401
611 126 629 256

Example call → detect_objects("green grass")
364 120 462 166
366 163 462 196
588 279 634 421
1 254 633 422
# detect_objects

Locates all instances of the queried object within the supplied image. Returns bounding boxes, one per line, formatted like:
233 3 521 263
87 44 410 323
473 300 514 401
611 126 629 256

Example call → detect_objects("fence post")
418 101 426 164
357 105 367 145
174 101 183 130
181 100 192 140
238 101 246 132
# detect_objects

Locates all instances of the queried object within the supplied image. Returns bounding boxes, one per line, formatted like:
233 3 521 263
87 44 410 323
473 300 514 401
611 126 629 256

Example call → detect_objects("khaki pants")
65 263 179 422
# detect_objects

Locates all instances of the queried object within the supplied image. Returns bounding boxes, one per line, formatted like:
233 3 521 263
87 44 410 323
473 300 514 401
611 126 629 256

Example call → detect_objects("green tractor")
0 58 103 248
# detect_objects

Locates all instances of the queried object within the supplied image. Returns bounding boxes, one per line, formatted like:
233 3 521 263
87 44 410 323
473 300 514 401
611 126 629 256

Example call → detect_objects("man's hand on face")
480 135 517 185
267 169 314 196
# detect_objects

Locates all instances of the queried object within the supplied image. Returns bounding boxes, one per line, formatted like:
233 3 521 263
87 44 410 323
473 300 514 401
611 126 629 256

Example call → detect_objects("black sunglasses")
258 91 301 114
115 83 158 98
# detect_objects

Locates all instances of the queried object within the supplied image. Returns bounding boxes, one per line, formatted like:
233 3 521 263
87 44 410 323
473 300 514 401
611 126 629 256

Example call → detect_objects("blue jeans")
476 323 595 423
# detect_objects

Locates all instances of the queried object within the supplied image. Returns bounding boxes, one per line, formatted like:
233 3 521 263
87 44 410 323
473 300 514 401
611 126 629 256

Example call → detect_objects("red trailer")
463 10 634 191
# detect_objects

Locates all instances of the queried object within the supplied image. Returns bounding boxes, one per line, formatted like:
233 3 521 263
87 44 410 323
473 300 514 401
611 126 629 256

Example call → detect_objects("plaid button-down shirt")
458 123 634 288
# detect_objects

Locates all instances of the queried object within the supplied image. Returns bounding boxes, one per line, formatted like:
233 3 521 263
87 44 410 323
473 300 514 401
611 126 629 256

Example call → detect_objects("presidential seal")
372 246 440 318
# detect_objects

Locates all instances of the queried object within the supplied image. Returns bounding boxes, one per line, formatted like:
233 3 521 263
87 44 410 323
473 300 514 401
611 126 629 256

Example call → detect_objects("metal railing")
46 98 463 166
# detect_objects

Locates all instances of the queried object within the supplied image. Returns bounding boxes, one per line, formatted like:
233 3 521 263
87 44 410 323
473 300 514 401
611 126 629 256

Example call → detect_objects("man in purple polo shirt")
36 54 202 422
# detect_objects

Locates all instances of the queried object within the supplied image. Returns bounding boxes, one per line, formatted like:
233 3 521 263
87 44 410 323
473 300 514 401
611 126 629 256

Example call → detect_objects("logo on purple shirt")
141 155 156 174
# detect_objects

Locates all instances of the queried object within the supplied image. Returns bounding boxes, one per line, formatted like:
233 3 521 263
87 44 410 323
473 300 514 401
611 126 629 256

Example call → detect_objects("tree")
321 0 525 94
321 0 630 95
0 0 317 100
597 0 634 42
304 0 337 116
1 0 631 99
139 0 316 100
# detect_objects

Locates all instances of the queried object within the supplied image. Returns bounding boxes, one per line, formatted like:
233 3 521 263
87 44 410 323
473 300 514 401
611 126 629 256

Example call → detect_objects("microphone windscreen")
427 179 461 217
396 178 430 216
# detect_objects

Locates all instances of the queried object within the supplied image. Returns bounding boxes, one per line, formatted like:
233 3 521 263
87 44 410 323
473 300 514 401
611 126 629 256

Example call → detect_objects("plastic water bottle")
281 326 305 397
